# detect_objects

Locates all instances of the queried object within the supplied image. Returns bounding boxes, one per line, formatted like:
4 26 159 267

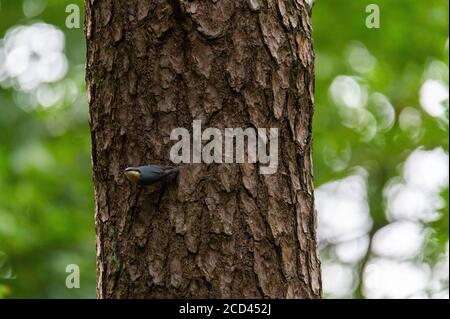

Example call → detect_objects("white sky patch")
419 79 449 118
363 258 430 299
403 147 449 193
384 147 448 222
335 235 370 264
322 262 355 298
384 182 443 222
316 172 373 244
0 23 67 92
372 221 425 260
429 243 449 299
322 147 449 299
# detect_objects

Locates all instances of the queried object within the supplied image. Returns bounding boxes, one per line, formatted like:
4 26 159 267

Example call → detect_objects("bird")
124 165 179 186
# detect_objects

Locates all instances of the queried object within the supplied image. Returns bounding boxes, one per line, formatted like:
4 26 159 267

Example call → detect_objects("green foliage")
0 0 94 298
313 0 448 298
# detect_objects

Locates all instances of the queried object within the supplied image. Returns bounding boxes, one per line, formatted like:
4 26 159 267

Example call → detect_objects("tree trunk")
85 0 321 298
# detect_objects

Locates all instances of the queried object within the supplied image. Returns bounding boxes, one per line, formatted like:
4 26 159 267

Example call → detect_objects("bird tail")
164 166 180 176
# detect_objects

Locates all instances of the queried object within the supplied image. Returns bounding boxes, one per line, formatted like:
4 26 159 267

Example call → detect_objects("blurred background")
0 0 448 299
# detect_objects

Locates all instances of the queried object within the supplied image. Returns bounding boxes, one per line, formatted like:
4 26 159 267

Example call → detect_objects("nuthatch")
124 165 179 185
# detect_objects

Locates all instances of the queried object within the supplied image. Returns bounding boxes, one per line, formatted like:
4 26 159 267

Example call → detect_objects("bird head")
124 167 141 184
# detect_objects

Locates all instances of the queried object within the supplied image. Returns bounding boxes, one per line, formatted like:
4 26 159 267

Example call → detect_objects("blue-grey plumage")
124 165 179 185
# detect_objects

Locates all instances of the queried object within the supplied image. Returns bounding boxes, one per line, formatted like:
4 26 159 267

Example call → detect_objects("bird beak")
124 169 141 183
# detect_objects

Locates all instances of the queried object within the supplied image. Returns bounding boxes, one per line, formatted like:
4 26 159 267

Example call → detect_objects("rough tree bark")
85 0 321 298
